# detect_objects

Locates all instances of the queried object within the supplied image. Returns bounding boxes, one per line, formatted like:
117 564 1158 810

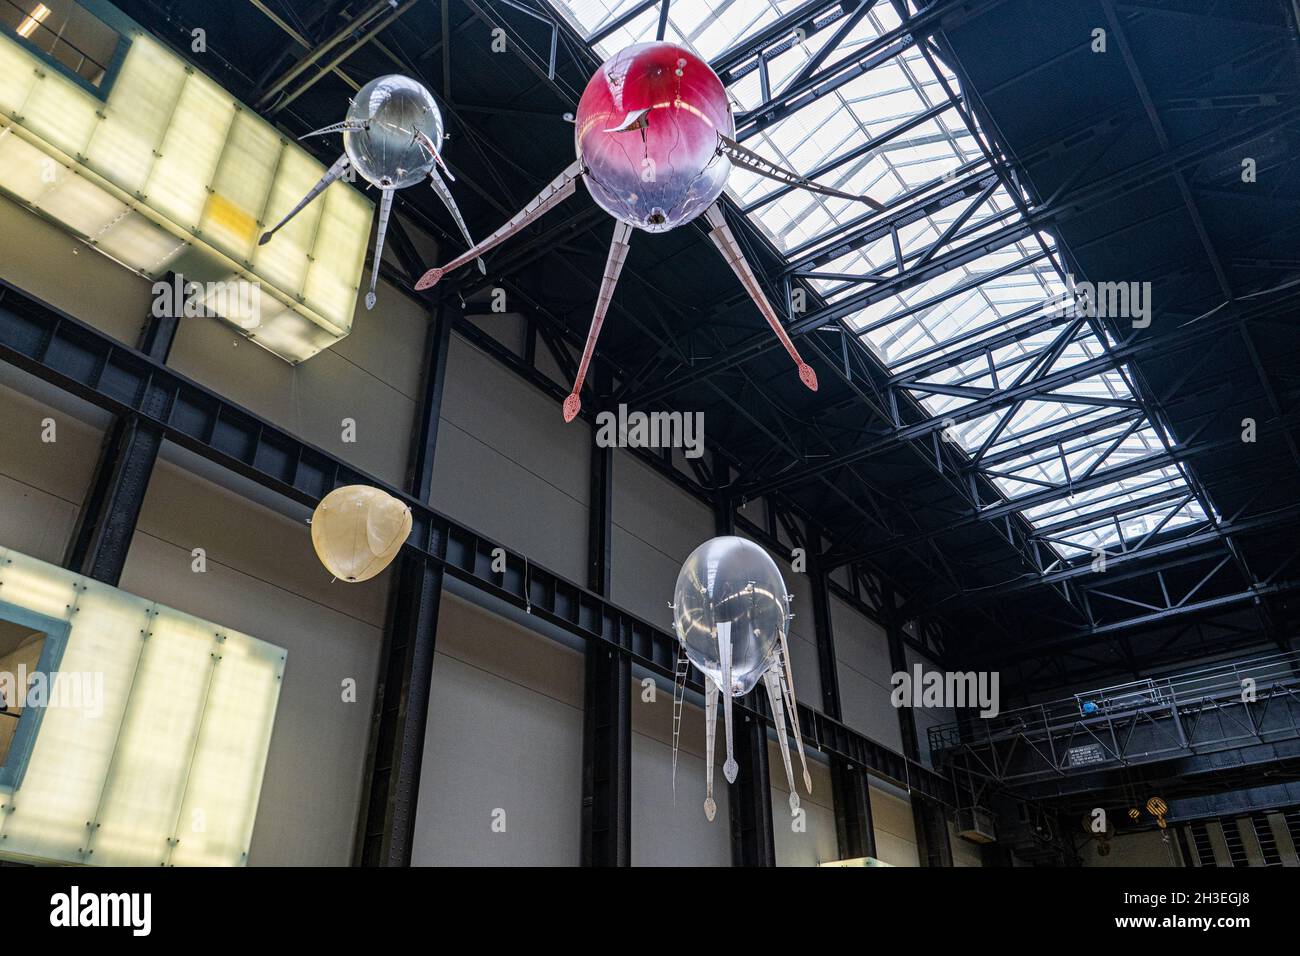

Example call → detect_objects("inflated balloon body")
671 536 812 821
416 40 884 422
577 42 733 233
311 485 412 583
261 74 482 311
343 74 443 189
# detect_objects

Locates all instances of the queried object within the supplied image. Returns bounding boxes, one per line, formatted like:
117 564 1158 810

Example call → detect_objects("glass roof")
548 0 1209 563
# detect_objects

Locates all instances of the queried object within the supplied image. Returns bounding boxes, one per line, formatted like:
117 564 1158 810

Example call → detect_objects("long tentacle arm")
704 675 719 821
299 120 367 140
764 667 800 815
778 631 813 794
718 620 738 784
365 188 394 310
429 169 487 275
415 159 584 290
719 133 885 210
563 219 633 422
259 154 350 246
703 203 818 391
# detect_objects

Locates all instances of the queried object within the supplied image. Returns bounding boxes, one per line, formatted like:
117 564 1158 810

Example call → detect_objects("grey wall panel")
0 381 102 563
119 461 385 866
440 334 589 504
165 298 421 490
832 597 902 750
771 743 837 866
413 595 584 866
838 663 904 751
631 684 732 866
833 596 893 685
432 421 589 583
0 197 151 346
610 452 713 625
429 334 590 583
871 786 919 866
905 645 957 766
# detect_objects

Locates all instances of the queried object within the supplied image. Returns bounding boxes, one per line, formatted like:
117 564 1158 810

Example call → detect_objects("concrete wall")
833 597 902 751
872 785 919 866
413 595 583 865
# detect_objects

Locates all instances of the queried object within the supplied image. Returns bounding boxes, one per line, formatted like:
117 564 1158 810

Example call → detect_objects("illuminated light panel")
0 547 285 867
0 28 373 363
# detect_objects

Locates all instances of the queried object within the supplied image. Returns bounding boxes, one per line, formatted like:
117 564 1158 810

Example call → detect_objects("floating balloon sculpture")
260 74 483 310
311 485 412 583
415 41 883 421
671 535 812 820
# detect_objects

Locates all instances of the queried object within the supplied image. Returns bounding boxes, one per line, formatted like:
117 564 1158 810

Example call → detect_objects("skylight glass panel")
547 0 1211 563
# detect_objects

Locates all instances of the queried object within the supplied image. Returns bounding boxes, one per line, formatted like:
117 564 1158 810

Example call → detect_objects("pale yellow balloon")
311 485 412 582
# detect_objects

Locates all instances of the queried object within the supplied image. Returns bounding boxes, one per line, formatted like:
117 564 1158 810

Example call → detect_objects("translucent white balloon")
310 485 411 583
672 535 789 696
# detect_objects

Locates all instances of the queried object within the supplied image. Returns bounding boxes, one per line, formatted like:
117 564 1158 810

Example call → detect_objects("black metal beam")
580 367 631 866
353 303 455 866
63 287 178 585
0 279 949 806
809 527 878 860
882 582 954 866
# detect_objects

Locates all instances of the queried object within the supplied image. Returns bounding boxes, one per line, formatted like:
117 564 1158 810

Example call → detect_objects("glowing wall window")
0 13 373 363
0 546 286 867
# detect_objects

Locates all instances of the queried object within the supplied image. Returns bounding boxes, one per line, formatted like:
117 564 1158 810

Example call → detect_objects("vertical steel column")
812 540 876 860
354 304 454 866
883 585 953 866
63 294 179 585
717 489 776 866
580 366 631 866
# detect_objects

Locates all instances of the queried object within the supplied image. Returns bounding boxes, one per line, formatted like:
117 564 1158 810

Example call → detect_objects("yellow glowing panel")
301 181 370 331
251 146 325 295
0 548 285 867
146 71 235 228
202 111 280 264
169 632 283 867
83 36 187 197
86 611 217 866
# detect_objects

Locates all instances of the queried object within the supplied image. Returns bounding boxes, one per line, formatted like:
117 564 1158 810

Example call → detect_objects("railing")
929 649 1300 754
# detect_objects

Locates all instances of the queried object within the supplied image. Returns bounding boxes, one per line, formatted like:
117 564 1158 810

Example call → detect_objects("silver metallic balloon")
672 535 790 696
343 74 443 189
